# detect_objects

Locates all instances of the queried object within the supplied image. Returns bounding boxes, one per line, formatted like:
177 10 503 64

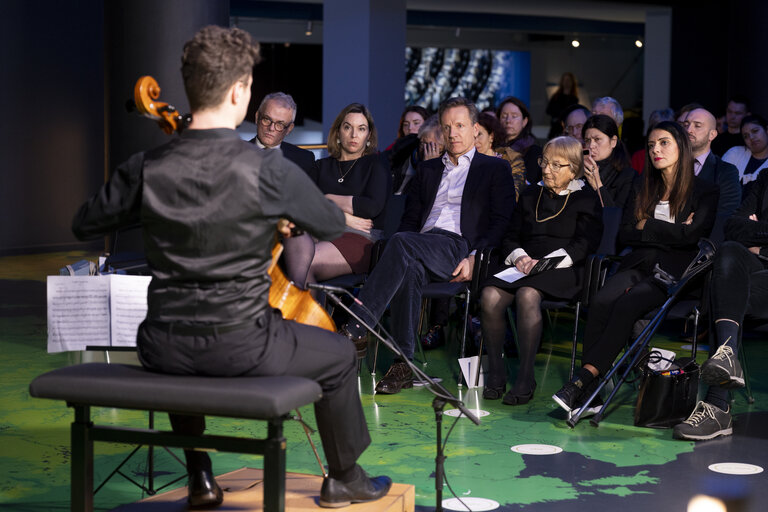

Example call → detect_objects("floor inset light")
687 494 726 512
571 39 580 48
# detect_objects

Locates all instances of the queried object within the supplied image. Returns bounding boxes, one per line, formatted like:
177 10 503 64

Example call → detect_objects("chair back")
597 206 622 255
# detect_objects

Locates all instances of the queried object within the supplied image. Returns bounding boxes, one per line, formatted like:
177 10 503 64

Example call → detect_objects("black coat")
400 151 516 252
619 177 719 278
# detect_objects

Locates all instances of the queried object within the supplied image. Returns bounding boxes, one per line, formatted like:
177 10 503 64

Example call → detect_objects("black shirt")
73 128 345 323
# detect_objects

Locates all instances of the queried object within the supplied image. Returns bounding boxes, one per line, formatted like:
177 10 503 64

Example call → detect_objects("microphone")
306 282 363 305
306 282 351 295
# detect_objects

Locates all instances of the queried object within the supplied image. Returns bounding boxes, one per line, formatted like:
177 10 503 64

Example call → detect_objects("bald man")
681 108 741 240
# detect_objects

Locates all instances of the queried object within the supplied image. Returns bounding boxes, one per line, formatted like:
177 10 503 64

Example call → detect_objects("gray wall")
0 0 105 254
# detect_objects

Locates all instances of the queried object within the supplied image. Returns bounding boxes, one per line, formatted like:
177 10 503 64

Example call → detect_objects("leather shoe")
421 325 445 349
319 465 392 508
187 469 223 509
339 324 368 359
375 361 413 394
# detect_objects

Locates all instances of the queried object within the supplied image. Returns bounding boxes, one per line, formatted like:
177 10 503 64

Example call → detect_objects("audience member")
480 136 602 405
592 97 624 129
561 104 591 143
389 114 442 196
582 114 636 209
712 95 751 156
397 105 429 139
674 170 768 440
339 97 516 394
498 96 543 185
282 103 390 310
631 108 675 173
676 103 704 124
475 112 526 200
723 114 768 196
553 121 719 417
546 72 580 139
680 108 741 229
252 92 316 175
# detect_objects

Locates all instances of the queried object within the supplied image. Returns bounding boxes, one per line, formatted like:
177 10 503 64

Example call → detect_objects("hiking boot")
673 401 733 441
701 345 744 389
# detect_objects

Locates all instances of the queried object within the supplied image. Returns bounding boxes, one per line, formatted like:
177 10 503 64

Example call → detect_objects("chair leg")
738 326 755 404
372 332 380 376
415 299 428 366
569 302 581 381
72 405 94 512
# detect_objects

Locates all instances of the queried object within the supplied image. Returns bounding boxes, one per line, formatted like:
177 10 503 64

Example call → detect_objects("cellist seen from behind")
72 25 391 509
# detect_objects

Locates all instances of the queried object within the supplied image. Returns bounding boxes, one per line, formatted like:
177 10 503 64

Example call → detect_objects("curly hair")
181 26 261 111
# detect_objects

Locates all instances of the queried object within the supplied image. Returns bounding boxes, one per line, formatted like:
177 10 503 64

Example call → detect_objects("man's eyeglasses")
258 114 291 132
538 158 572 171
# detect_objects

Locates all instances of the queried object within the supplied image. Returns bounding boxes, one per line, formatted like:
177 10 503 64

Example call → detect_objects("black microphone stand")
310 284 481 512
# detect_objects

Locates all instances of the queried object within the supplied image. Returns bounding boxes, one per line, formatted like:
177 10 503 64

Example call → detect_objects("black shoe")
502 381 536 406
319 465 393 508
187 469 223 509
339 324 368 359
701 345 745 389
482 384 506 400
421 325 445 349
375 362 413 394
553 378 595 413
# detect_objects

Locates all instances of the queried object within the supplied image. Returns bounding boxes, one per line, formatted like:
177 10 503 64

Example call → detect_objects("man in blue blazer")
251 92 316 175
682 108 741 242
341 97 516 393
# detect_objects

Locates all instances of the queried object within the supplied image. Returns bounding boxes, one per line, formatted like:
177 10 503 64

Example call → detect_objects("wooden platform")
112 467 415 512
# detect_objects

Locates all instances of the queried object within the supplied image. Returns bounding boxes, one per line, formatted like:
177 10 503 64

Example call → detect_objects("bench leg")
264 418 287 512
72 405 94 512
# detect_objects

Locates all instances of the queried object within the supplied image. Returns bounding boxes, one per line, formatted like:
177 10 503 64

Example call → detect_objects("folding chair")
568 238 717 427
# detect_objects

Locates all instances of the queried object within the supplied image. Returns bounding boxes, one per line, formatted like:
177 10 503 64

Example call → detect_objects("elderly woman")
480 136 603 404
554 121 719 416
582 114 637 209
283 103 390 289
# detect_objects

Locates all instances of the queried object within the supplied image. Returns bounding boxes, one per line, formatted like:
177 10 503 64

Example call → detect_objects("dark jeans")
137 308 370 474
710 241 768 325
351 230 469 359
581 269 667 375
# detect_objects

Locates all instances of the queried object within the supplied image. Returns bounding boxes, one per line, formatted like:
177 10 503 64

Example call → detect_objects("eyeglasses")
538 158 572 171
258 114 291 132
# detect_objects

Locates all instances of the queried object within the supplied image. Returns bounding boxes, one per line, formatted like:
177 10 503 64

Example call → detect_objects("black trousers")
581 269 667 375
350 230 469 359
137 309 370 474
710 241 768 324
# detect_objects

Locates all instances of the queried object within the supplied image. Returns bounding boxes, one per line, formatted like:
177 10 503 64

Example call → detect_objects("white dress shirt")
421 147 476 235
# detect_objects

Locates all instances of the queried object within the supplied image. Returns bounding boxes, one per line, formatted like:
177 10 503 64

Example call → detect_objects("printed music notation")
47 275 150 353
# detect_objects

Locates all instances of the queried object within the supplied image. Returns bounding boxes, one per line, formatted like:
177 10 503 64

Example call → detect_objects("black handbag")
634 354 700 429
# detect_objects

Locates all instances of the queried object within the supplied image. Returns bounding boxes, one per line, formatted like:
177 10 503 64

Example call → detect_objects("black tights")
480 285 543 393
282 233 352 289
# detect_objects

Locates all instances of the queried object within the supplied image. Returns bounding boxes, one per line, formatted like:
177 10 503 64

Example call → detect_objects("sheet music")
110 275 151 347
47 276 110 353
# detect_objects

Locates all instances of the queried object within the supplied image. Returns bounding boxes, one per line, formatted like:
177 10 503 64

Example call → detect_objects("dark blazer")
725 169 768 258
619 177 719 278
249 137 316 176
699 152 741 217
399 152 516 252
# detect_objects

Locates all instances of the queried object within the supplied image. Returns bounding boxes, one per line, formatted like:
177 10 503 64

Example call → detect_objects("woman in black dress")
553 121 719 417
582 114 636 210
480 136 603 404
282 103 390 288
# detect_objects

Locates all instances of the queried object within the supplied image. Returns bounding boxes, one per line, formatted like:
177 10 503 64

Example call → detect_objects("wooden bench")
29 362 322 512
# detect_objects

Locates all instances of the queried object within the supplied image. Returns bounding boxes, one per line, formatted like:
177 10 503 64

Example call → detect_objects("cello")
131 75 336 332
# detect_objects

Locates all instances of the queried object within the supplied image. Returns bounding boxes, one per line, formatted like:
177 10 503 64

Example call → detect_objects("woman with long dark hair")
553 121 719 416
581 114 636 209
282 103 390 289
